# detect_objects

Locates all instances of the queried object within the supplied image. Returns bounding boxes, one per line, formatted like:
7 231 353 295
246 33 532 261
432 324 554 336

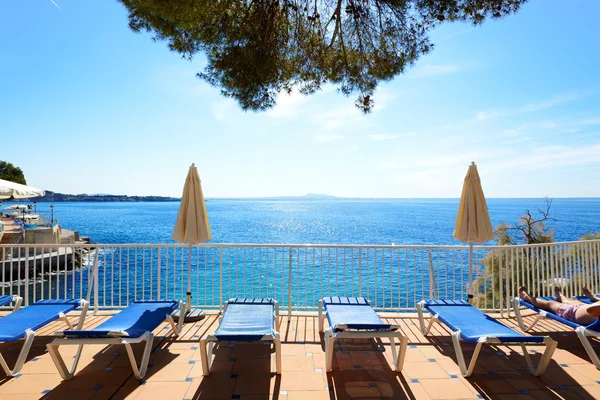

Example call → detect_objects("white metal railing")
0 240 599 315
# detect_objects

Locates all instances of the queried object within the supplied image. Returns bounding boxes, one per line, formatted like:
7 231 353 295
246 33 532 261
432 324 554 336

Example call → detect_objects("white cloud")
210 99 237 122
368 134 404 141
475 91 591 121
502 122 558 136
490 144 600 170
349 145 360 151
266 90 308 119
315 134 345 142
312 105 366 131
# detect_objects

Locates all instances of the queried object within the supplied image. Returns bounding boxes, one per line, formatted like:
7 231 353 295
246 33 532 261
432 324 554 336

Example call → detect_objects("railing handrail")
1 239 599 249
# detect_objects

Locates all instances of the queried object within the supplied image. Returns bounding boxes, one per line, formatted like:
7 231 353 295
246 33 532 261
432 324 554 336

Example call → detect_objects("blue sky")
1 1 599 198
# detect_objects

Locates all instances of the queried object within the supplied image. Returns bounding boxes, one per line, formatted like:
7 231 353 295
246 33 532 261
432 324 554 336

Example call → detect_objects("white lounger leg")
200 338 210 376
274 334 282 374
47 341 85 380
392 334 408 372
324 328 336 372
451 331 484 377
318 300 325 333
123 332 154 379
576 327 600 369
0 330 35 377
512 298 546 331
519 337 557 376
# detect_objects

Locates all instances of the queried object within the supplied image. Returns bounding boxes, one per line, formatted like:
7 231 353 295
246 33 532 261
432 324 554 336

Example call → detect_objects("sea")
7 198 600 309
32 198 600 245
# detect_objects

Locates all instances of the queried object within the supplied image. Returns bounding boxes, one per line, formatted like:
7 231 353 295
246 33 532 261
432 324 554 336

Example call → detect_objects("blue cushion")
424 300 544 343
322 297 393 331
519 297 600 332
63 300 178 339
0 299 81 342
214 298 275 342
0 295 14 307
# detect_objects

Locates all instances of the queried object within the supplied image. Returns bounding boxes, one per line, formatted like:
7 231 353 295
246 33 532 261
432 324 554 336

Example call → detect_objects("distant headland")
29 191 179 202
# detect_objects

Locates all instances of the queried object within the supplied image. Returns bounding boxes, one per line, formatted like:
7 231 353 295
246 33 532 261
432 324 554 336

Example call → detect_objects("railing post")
94 247 99 315
219 245 223 313
428 248 435 300
358 248 362 298
288 247 293 318
24 246 29 306
157 247 161 300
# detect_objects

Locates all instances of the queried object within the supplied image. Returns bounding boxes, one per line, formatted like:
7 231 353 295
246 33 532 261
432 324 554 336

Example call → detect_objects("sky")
1 1 599 198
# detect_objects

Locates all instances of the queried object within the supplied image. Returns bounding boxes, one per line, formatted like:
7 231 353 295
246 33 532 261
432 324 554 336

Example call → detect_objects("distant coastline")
29 191 179 202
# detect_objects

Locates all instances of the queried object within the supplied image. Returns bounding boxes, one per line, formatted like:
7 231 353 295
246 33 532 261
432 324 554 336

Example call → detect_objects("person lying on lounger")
519 286 600 325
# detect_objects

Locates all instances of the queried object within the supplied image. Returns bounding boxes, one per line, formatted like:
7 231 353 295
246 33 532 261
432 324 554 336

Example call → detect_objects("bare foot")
554 286 563 303
519 286 537 306
583 286 595 301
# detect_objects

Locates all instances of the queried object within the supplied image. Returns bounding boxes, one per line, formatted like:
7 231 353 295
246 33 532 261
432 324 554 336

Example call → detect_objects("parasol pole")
187 244 192 312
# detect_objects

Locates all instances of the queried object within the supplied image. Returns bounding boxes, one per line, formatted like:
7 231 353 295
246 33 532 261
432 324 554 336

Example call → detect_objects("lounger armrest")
12 295 23 312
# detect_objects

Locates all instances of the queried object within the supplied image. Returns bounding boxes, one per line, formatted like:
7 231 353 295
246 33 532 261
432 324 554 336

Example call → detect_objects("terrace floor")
1 309 600 399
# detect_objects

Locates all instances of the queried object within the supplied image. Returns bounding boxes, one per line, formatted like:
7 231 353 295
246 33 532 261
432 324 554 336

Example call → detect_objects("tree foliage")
494 197 555 245
0 161 26 185
119 0 527 112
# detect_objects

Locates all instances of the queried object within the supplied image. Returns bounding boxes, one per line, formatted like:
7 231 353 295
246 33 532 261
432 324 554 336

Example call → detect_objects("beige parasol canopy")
172 164 211 244
172 163 211 319
0 179 45 200
453 162 493 299
453 162 493 244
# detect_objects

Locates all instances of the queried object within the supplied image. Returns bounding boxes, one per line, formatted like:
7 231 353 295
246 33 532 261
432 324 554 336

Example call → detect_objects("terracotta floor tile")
541 366 598 387
0 373 62 395
232 358 273 374
403 348 429 363
189 377 236 398
143 362 193 382
134 381 191 400
419 378 479 400
189 359 233 378
571 385 600 400
281 355 315 372
281 344 309 357
403 361 452 379
286 391 332 400
233 373 278 395
568 362 600 381
0 395 49 400
417 346 446 359
312 353 326 369
231 343 272 359
280 371 326 391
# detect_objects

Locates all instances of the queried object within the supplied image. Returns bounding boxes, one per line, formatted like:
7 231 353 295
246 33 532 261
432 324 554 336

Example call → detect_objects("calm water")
10 198 600 309
31 198 600 245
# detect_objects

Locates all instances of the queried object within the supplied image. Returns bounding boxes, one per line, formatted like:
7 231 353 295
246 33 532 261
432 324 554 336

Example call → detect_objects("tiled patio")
1 309 600 399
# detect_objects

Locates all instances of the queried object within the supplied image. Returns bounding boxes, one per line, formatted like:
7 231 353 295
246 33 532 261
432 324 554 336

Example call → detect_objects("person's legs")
554 286 585 305
583 286 600 303
519 286 563 313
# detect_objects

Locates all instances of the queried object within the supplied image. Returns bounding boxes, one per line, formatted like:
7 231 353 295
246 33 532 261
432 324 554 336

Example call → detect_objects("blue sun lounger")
417 300 557 377
0 299 88 376
0 294 22 312
513 297 600 369
200 298 281 376
318 297 408 372
47 300 184 380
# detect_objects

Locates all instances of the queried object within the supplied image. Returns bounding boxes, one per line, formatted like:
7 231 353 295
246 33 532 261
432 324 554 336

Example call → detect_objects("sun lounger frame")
200 299 281 376
512 297 600 370
318 297 408 373
417 300 557 377
0 294 23 312
47 300 184 380
0 299 88 377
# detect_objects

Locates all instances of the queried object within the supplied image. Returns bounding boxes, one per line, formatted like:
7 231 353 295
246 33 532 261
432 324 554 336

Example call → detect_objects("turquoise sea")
8 198 600 309
31 198 600 245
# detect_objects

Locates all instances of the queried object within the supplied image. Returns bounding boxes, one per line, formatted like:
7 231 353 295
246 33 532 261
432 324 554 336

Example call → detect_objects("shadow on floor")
326 337 415 399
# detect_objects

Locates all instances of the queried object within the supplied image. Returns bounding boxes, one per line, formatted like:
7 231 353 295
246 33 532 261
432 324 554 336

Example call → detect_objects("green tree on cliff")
119 0 527 113
0 161 26 184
